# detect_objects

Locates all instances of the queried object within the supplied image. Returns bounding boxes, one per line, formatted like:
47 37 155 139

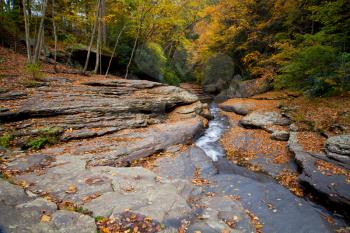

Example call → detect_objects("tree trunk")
94 2 102 74
105 25 125 77
51 0 57 72
124 27 139 79
101 0 107 46
125 3 148 79
22 0 31 63
83 0 100 73
33 0 48 63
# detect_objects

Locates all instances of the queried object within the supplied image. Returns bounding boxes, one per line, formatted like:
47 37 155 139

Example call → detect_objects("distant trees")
190 0 350 96
2 0 349 94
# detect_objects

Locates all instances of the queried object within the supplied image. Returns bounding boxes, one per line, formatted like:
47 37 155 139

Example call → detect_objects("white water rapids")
195 103 229 161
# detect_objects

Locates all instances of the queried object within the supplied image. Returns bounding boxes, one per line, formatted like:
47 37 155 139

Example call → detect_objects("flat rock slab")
187 195 254 233
7 157 193 230
240 111 291 129
35 117 205 166
1 117 204 231
84 167 191 229
289 132 350 217
0 179 96 233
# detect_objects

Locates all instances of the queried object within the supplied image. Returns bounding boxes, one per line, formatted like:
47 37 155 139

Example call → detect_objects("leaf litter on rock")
95 211 163 233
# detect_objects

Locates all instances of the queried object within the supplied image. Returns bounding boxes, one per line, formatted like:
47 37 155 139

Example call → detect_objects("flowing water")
195 103 347 233
195 102 229 161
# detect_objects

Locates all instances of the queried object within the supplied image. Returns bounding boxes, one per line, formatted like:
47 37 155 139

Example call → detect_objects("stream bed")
195 103 348 233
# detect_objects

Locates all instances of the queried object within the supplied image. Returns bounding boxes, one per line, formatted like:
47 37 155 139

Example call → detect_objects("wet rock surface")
154 122 344 233
288 132 350 218
219 97 349 226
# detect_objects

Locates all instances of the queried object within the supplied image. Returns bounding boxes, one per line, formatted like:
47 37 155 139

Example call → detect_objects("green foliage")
135 42 167 80
134 43 182 86
0 133 13 148
25 63 43 80
202 54 234 85
76 206 91 215
162 66 181 86
95 216 105 222
275 44 350 96
25 127 62 150
26 137 50 150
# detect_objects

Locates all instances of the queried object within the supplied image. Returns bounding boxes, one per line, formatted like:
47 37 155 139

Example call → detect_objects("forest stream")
191 103 348 233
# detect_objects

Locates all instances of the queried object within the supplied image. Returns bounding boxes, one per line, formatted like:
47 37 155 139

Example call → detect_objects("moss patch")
24 127 62 150
0 133 13 148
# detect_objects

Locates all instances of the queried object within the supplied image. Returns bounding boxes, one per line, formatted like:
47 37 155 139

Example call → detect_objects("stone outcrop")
325 135 350 164
0 76 213 232
0 78 203 147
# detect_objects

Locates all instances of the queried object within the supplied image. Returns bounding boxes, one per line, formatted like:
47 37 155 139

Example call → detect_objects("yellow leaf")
65 185 77 194
40 214 51 222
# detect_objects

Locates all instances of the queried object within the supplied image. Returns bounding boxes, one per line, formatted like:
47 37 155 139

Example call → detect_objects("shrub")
25 63 43 80
274 45 350 96
0 133 13 148
162 67 181 86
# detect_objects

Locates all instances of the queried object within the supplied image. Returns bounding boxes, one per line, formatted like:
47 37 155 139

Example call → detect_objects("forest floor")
0 46 350 233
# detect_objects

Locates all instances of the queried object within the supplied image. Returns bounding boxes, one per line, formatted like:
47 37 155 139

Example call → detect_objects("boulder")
271 131 290 141
203 79 228 94
202 54 235 94
325 135 350 164
219 102 256 116
217 76 271 99
240 111 291 129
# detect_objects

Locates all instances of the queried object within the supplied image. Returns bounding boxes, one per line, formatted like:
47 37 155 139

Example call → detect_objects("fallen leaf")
65 184 77 194
40 214 51 222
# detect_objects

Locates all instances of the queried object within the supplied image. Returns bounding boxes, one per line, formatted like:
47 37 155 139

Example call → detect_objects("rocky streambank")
0 76 349 233
219 94 350 222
